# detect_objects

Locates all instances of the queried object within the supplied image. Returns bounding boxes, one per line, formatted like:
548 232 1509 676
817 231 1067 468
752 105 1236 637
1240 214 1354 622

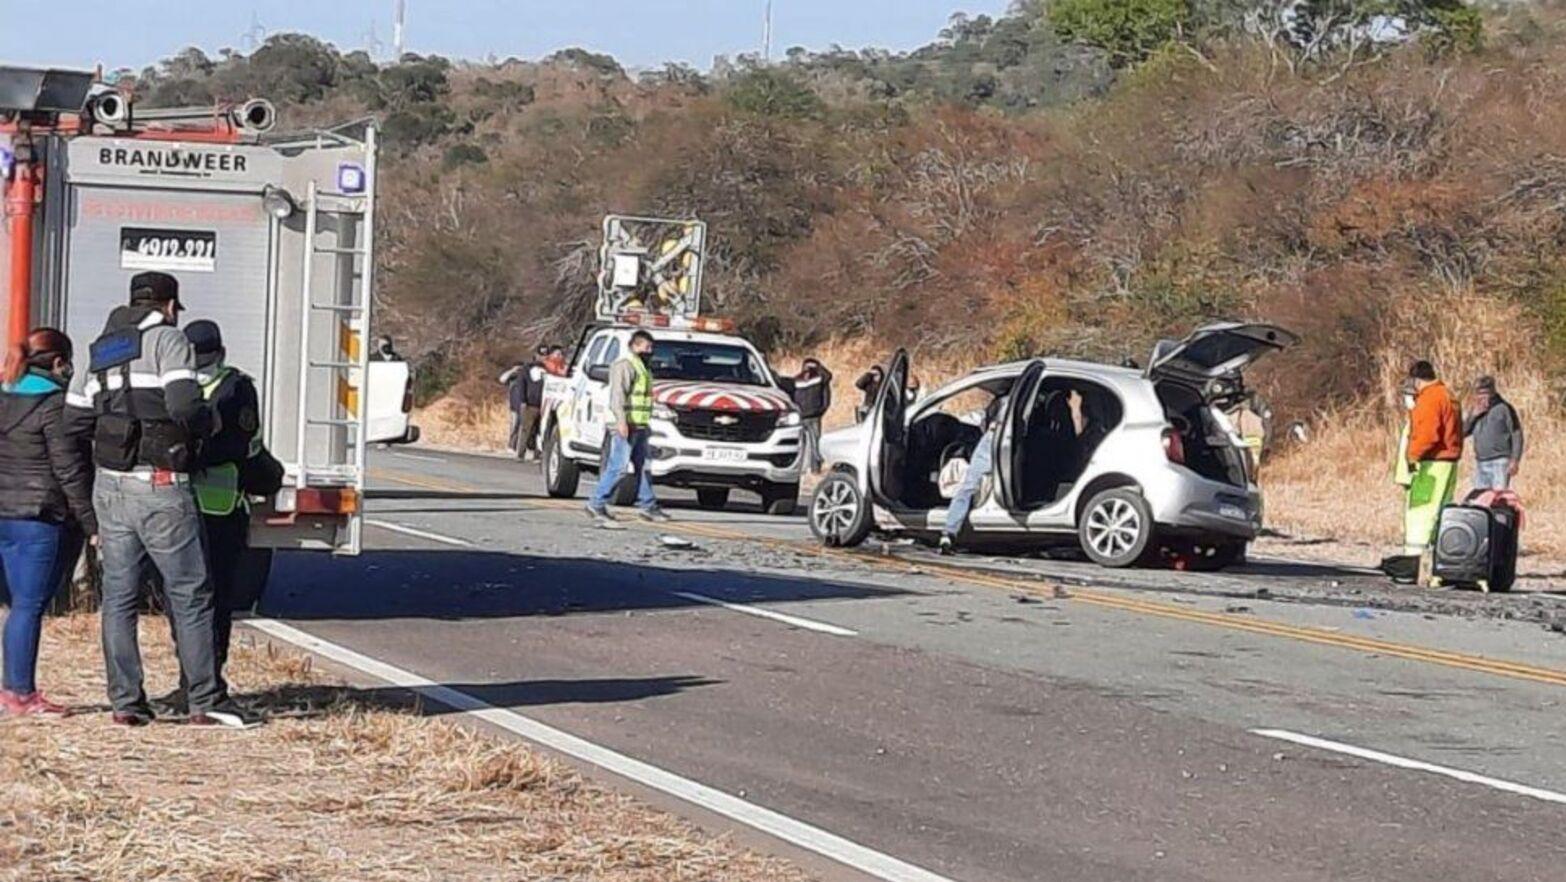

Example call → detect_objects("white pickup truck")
538 316 805 514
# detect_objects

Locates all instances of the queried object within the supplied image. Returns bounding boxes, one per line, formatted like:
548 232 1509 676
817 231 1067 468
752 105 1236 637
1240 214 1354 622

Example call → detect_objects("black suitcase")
1433 504 1517 592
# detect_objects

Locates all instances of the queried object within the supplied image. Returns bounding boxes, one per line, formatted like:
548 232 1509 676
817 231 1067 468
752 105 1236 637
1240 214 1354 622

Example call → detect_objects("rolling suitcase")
1432 503 1517 592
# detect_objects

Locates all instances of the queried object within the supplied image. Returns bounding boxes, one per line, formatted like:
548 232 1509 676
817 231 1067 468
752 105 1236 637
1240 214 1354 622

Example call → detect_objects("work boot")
938 534 956 556
638 506 672 524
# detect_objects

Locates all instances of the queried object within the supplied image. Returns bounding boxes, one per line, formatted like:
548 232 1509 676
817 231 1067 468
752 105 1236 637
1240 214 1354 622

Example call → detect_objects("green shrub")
442 143 488 169
1049 0 1191 67
723 69 825 120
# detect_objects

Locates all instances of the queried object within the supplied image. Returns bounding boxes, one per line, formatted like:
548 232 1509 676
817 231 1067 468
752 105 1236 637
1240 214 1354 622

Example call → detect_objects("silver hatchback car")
809 323 1298 568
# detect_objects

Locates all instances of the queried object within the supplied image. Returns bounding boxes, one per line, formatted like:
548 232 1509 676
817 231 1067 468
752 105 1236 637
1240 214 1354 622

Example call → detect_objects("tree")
1049 0 1192 67
723 69 825 120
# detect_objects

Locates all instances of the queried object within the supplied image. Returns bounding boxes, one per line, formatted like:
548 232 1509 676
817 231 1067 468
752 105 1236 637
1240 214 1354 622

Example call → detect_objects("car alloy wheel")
812 478 857 538
1085 496 1143 560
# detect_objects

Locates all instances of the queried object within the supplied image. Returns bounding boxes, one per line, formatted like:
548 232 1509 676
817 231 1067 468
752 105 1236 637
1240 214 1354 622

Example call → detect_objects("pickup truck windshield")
649 341 770 387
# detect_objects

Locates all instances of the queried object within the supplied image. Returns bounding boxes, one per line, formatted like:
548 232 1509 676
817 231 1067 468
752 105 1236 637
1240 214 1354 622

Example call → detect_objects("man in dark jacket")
64 272 255 729
789 358 833 474
854 366 884 422
0 328 96 716
179 320 283 704
500 346 550 460
1464 375 1524 491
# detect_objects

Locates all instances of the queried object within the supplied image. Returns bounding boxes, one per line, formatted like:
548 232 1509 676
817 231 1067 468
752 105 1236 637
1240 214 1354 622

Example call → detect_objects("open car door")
1145 322 1299 385
864 349 911 508
993 360 1048 513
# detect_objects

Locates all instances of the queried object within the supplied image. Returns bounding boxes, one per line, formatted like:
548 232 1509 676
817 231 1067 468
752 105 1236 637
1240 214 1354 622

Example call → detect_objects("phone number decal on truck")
119 226 218 273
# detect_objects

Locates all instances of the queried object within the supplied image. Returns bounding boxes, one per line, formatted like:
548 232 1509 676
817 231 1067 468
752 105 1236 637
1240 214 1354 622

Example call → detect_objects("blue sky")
0 1 1013 71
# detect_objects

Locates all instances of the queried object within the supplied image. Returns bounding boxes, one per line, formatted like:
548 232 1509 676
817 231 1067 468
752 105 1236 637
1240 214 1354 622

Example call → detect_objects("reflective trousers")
1403 460 1458 555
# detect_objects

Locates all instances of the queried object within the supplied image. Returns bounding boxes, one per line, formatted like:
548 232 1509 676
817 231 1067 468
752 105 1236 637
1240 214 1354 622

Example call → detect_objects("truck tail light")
401 382 414 414
275 486 359 515
1162 427 1186 465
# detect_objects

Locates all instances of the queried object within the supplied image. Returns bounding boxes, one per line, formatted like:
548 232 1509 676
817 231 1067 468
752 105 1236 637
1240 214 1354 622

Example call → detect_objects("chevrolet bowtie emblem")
713 414 739 426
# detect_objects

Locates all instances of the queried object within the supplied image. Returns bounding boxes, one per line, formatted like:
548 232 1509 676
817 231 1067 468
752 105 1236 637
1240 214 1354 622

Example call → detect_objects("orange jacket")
1408 381 1463 463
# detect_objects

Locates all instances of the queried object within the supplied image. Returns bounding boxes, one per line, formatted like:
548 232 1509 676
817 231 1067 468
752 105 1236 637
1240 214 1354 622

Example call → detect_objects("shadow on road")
264 549 912 622
242 675 721 719
367 489 535 502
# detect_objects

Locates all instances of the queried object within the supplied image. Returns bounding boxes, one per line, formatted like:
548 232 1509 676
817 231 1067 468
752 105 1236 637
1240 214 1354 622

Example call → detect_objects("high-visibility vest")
627 355 653 427
193 366 256 517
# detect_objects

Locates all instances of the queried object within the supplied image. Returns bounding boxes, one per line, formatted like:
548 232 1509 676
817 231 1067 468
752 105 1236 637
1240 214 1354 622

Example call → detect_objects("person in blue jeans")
0 329 97 717
939 395 1007 556
587 330 670 528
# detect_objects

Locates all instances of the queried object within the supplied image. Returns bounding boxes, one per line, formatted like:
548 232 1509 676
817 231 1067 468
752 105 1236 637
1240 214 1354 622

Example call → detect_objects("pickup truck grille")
676 410 778 443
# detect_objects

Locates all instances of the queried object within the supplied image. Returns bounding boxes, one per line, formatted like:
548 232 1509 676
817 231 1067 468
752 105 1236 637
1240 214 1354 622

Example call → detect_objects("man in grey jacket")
1464 375 1524 491
586 330 671 527
64 272 258 730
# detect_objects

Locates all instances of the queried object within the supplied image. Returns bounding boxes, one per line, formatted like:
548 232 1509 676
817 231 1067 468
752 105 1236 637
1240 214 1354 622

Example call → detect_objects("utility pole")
393 0 407 59
762 0 773 62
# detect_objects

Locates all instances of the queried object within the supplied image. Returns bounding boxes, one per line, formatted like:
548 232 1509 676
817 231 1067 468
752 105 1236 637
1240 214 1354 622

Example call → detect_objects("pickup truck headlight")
652 402 676 421
779 411 802 427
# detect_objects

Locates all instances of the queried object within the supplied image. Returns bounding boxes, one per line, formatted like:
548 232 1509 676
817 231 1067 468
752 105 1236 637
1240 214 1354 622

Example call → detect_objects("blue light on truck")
337 162 367 194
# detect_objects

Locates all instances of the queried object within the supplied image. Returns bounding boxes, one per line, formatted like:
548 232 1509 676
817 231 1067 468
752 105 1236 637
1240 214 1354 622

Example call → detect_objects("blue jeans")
589 428 657 511
944 431 996 537
0 519 64 695
1474 458 1511 491
94 471 222 714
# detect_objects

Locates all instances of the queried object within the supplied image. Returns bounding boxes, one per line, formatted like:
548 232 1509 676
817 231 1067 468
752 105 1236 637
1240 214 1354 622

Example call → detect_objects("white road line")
389 451 447 464
669 591 859 637
247 618 950 882
1252 729 1566 806
364 519 475 548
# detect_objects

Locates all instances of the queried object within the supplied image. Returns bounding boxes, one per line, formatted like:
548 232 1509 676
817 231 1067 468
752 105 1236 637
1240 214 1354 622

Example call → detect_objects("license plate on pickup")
702 446 748 464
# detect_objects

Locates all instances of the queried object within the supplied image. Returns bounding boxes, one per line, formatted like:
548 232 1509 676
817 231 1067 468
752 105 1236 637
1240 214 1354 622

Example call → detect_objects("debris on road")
660 535 699 550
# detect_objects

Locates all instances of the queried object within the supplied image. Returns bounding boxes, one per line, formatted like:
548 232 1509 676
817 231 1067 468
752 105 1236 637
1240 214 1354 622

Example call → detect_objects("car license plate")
1219 504 1247 520
702 446 747 464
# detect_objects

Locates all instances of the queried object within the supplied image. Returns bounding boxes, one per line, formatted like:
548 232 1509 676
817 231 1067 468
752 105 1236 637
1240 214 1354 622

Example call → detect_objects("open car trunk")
1147 321 1299 488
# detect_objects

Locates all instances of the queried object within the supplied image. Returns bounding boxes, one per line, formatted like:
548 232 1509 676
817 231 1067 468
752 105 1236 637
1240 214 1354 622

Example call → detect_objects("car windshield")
648 341 771 386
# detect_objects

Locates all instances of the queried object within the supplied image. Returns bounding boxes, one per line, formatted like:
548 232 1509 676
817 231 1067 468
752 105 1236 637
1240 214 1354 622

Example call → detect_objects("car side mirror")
586 365 610 383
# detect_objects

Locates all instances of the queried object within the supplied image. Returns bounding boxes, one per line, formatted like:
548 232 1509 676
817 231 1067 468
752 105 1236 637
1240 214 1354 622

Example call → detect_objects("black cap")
129 271 182 310
184 320 224 366
1475 375 1497 392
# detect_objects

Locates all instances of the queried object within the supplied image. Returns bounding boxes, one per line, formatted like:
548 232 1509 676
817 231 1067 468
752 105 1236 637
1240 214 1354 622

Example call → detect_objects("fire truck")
1 66 410 555
539 215 805 515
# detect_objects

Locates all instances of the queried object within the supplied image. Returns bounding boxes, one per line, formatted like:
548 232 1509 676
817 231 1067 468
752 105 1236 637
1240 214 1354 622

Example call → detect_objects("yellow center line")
367 468 1566 689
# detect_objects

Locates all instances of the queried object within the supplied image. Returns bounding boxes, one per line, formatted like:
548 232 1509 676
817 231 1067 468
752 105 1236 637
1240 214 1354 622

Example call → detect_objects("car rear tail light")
1162 427 1186 464
401 383 414 414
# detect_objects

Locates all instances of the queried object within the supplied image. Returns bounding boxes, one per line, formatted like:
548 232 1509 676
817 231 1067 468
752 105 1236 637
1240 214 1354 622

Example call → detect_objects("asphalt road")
255 448 1566 882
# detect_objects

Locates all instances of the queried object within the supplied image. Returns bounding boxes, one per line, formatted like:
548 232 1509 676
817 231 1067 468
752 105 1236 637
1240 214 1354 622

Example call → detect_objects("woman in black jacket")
0 328 96 717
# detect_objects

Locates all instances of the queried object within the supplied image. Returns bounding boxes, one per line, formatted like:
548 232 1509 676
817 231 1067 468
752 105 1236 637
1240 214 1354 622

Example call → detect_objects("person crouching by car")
0 329 96 717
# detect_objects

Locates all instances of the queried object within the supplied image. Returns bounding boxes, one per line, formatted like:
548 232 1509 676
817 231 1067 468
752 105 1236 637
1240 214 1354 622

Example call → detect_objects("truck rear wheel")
543 424 579 498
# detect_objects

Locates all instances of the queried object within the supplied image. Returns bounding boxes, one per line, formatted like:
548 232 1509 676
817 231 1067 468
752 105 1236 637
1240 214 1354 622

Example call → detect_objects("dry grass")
0 614 813 882
1265 289 1566 559
415 395 511 453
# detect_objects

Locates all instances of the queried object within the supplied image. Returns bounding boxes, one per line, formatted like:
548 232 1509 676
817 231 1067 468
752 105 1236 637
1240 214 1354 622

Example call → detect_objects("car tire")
809 473 870 547
543 425 579 498
696 488 731 510
1078 487 1155 568
762 482 800 517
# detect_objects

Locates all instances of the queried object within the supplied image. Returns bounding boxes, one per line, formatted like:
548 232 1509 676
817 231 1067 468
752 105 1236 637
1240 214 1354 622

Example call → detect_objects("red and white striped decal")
653 381 795 413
